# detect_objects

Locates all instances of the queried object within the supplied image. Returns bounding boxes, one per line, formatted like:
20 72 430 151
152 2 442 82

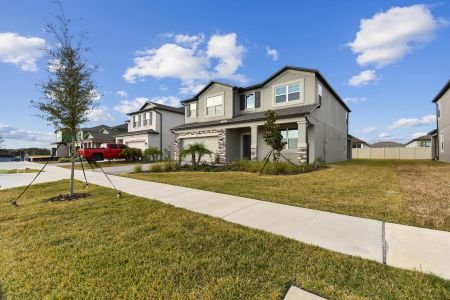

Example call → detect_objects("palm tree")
179 143 212 166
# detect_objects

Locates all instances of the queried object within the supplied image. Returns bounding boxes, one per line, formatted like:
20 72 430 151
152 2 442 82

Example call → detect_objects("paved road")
1 161 449 280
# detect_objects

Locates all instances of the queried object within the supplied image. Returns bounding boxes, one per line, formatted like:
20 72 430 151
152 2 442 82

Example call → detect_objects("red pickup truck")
79 143 128 161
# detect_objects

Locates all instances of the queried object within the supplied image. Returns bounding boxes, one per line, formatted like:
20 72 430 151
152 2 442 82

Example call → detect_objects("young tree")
262 110 286 162
33 12 96 198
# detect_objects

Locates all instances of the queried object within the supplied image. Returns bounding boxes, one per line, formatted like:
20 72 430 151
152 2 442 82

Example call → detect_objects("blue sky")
0 0 449 148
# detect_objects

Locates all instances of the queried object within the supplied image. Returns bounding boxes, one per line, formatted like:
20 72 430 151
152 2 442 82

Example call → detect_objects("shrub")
119 148 142 161
143 147 162 162
163 160 178 172
133 165 142 173
150 163 163 173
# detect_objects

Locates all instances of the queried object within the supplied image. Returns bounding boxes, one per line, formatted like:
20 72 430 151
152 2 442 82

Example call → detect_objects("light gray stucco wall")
437 88 450 162
310 77 349 163
184 83 234 124
158 110 184 158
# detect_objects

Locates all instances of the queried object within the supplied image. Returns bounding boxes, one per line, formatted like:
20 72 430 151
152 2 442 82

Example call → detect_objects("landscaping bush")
133 165 142 173
150 163 163 173
119 148 142 161
163 160 178 172
143 147 162 162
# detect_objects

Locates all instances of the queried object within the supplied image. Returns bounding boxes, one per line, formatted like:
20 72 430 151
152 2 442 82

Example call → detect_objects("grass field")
0 180 448 299
0 168 40 174
125 159 450 231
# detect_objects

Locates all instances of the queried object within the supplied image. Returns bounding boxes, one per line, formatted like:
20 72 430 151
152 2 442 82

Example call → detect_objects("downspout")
154 110 163 160
304 104 321 164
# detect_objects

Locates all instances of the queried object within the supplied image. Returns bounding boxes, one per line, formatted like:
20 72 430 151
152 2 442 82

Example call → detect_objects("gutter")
303 104 321 163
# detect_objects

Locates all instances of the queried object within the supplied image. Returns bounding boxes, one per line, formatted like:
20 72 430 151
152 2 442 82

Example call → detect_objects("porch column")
297 120 308 163
250 125 258 160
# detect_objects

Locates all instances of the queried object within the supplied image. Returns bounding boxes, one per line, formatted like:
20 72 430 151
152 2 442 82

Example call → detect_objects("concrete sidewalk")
1 161 449 280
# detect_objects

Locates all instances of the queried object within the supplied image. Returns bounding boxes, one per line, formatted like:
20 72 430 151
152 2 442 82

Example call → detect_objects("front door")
242 134 251 159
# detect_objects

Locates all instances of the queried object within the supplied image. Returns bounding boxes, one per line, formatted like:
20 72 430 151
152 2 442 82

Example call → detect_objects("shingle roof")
127 102 184 115
406 134 433 145
432 79 450 103
351 137 369 144
371 141 405 148
81 123 128 141
172 104 317 131
114 129 159 137
181 66 350 112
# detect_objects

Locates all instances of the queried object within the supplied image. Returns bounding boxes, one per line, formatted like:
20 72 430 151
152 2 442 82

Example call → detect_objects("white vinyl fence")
352 147 431 160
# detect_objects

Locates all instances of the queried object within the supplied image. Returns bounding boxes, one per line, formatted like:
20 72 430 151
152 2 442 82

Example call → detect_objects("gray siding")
437 88 450 162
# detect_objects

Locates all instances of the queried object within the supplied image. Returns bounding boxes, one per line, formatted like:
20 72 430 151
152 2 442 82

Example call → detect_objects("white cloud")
174 33 205 50
90 89 102 101
0 123 53 147
390 114 436 129
348 70 377 86
207 33 246 82
159 84 168 91
344 97 368 104
360 127 377 133
116 90 128 97
87 106 114 121
179 80 206 95
266 46 279 61
0 32 46 71
124 32 246 94
113 96 180 114
348 5 447 68
379 132 392 138
113 97 148 114
410 132 427 139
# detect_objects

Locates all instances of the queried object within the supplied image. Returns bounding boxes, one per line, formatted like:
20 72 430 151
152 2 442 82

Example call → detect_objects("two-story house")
431 80 450 162
114 102 184 157
172 66 351 163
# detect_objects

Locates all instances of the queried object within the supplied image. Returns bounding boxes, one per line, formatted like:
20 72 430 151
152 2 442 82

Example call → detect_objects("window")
133 115 141 128
144 112 152 126
318 84 323 106
280 128 298 150
206 94 224 116
275 83 300 103
440 132 444 152
246 93 255 109
437 102 440 119
187 102 197 117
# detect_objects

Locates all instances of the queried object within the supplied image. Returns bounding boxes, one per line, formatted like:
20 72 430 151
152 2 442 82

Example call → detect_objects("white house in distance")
114 102 184 157
405 134 432 148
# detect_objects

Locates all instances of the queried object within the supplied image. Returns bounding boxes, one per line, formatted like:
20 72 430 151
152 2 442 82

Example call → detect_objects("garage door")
125 141 146 151
181 136 219 163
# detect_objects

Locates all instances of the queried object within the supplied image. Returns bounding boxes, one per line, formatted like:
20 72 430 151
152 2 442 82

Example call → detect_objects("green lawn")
125 159 450 231
0 180 448 299
0 168 40 174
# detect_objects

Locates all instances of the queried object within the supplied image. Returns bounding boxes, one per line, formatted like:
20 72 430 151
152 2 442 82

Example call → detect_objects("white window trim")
273 78 304 107
244 92 256 111
143 111 152 127
280 128 299 151
205 92 225 118
187 102 197 118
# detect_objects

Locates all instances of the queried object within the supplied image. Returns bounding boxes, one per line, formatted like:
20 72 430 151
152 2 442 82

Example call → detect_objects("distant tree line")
0 148 51 156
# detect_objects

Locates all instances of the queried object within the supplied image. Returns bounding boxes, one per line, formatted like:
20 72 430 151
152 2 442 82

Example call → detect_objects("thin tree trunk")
69 138 75 197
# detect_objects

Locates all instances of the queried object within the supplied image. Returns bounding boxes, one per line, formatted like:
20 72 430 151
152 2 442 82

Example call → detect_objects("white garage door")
126 141 146 151
181 136 219 163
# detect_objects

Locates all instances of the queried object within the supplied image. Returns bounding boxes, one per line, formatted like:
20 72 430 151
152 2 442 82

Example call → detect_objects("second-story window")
144 112 152 126
133 115 141 128
437 102 441 119
275 83 300 104
187 102 197 117
206 94 223 116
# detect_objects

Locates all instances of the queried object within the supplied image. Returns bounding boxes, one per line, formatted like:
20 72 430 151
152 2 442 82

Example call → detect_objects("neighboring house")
76 124 128 149
51 124 127 158
432 80 450 162
349 135 370 148
371 141 405 148
172 66 351 163
405 134 432 148
114 102 184 157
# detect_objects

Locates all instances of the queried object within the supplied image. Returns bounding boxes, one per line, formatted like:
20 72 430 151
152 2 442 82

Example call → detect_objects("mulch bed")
45 193 90 202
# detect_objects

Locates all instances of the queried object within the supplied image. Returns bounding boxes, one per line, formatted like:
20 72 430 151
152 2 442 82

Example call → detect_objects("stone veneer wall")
174 129 227 163
298 147 307 163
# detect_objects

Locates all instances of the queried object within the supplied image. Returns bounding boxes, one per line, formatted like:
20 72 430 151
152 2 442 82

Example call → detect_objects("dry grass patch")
124 160 450 231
